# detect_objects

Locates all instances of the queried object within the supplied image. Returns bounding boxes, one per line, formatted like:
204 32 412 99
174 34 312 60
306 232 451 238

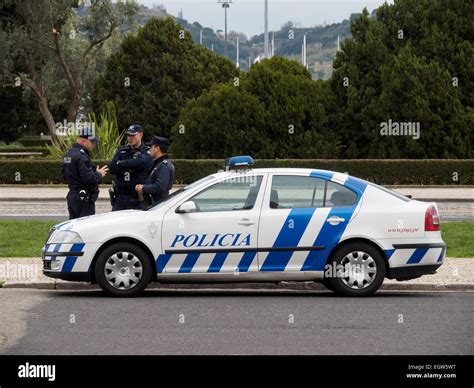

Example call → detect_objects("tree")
242 57 338 158
0 0 139 141
93 17 239 138
171 57 339 159
171 83 268 158
331 0 474 158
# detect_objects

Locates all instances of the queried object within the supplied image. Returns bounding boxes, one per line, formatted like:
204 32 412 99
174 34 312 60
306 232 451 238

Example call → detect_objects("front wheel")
95 243 152 297
326 243 386 297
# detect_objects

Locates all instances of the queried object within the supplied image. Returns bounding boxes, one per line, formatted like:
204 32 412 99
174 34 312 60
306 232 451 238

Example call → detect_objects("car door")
161 174 266 274
258 174 359 272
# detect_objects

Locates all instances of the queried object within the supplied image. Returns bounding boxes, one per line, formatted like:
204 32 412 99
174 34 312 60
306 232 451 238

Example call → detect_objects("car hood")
54 210 148 231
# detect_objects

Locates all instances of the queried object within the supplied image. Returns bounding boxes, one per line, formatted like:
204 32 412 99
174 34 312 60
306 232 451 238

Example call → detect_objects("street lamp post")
218 0 232 58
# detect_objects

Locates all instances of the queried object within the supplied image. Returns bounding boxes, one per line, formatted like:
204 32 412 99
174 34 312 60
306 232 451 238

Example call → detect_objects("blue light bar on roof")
224 155 255 169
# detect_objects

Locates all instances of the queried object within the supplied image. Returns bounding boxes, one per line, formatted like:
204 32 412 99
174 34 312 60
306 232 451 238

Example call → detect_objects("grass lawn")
0 220 56 257
0 220 472 258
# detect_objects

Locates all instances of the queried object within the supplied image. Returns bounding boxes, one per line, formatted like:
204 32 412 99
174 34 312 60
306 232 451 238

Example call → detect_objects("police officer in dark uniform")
61 132 108 220
109 124 152 211
135 136 175 207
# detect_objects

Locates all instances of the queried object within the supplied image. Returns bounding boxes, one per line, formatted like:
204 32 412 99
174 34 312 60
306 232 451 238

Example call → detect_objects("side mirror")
176 201 197 214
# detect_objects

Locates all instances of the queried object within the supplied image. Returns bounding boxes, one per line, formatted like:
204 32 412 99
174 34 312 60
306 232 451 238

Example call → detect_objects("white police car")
43 156 445 297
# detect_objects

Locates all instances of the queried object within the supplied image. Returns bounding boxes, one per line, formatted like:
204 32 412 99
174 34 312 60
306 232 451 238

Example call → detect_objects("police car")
43 156 445 297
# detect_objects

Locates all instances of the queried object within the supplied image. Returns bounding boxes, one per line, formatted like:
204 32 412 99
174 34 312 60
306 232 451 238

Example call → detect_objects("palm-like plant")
47 101 124 160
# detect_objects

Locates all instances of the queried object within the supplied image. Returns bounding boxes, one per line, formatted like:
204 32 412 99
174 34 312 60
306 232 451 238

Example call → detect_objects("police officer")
135 136 174 207
109 124 152 211
61 133 108 220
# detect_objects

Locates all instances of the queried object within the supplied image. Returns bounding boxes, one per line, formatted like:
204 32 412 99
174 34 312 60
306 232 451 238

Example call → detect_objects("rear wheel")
95 243 152 297
327 242 386 297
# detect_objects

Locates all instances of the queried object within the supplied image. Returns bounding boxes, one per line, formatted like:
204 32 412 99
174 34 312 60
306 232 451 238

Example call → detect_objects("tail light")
425 205 440 231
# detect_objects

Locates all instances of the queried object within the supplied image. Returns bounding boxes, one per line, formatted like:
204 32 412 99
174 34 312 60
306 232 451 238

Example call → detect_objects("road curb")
2 281 474 292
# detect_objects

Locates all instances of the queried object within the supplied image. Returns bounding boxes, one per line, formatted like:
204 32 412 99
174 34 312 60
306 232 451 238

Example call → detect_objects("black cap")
78 127 99 143
147 135 170 148
126 124 144 135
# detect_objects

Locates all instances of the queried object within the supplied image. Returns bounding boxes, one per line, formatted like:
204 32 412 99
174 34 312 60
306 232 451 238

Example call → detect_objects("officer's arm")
117 151 152 171
108 150 124 175
77 157 101 186
142 165 170 196
61 160 67 182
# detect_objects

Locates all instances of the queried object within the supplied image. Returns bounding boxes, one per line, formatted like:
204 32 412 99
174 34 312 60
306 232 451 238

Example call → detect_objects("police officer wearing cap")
61 131 109 219
109 124 152 211
135 136 175 207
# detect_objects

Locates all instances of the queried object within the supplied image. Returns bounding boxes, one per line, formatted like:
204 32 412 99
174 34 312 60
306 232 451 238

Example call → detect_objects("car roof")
211 168 348 177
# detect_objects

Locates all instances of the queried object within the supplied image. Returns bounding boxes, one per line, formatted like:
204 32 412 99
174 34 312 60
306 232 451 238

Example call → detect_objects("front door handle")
327 216 345 225
238 218 255 226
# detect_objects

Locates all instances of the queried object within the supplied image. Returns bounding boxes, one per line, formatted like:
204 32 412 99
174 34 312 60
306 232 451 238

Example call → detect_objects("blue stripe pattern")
437 247 446 262
237 251 257 272
156 254 172 273
301 175 368 271
385 249 396 260
179 253 201 273
62 243 85 272
260 208 315 271
406 248 429 264
208 252 229 272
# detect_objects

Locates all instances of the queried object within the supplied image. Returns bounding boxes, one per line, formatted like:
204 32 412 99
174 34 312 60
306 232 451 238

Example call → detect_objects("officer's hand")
135 184 143 193
97 165 109 178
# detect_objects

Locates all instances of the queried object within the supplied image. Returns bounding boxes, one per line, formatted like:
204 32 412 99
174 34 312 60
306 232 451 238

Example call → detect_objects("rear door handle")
327 216 345 225
238 218 256 226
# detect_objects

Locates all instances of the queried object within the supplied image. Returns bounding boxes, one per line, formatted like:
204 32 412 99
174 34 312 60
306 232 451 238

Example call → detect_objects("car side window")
270 175 326 209
270 175 357 209
325 180 357 207
190 176 263 212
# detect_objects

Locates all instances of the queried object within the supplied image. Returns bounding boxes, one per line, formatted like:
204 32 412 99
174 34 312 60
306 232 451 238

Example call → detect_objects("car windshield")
146 175 216 210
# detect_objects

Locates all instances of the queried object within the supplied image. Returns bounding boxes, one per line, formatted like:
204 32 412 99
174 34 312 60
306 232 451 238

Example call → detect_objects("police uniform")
109 125 152 211
142 136 175 206
61 141 101 220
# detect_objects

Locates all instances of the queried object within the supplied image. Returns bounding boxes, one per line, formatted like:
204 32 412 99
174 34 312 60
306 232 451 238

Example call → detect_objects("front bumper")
43 271 91 282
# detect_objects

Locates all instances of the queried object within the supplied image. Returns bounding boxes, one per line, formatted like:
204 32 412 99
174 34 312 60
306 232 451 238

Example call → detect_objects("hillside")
138 4 354 79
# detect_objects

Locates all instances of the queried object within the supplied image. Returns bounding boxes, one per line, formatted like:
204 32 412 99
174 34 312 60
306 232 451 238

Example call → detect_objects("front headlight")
48 230 83 244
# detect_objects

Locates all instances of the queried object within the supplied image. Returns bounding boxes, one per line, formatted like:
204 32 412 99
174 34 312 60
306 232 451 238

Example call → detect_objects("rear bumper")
43 270 91 282
387 264 442 280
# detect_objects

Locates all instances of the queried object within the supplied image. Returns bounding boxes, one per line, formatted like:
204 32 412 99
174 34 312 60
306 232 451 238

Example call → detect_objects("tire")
95 243 152 297
322 277 335 292
327 242 386 297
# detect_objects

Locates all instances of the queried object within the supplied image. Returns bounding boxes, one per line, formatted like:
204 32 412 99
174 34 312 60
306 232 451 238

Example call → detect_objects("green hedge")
0 159 473 185
18 137 52 147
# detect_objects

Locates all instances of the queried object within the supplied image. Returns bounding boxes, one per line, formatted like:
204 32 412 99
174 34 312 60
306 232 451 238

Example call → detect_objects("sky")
137 0 393 38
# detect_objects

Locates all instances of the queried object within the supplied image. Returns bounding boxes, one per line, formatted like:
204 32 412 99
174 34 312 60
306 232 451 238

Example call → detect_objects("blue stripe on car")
62 243 85 272
179 252 200 273
309 171 334 180
260 208 315 271
406 248 429 264
437 247 445 262
385 249 396 260
208 252 229 273
237 251 257 273
301 176 368 271
156 254 172 273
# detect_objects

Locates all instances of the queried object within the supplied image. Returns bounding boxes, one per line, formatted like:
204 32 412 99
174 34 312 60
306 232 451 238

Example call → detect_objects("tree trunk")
36 94 58 143
66 89 82 126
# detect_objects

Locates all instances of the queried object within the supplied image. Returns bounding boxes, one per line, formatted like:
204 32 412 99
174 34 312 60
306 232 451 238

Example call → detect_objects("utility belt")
108 182 141 206
69 187 99 202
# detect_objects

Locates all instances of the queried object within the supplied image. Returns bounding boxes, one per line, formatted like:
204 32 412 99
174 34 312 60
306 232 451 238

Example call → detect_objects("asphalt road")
1 289 473 355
